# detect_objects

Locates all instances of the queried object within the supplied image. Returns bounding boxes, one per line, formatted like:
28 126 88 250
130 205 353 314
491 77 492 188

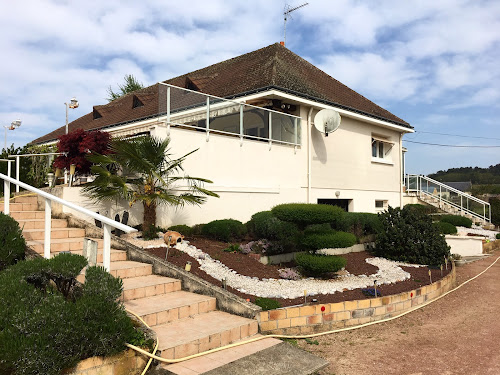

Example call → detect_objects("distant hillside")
428 164 500 185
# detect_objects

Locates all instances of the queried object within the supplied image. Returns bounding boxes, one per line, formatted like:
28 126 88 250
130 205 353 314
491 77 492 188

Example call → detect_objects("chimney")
280 41 285 46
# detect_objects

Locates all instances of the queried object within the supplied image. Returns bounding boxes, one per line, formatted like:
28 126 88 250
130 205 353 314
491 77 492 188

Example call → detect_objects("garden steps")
27 237 104 253
152 310 259 360
121 275 182 302
0 202 40 212
9 210 46 220
123 291 217 327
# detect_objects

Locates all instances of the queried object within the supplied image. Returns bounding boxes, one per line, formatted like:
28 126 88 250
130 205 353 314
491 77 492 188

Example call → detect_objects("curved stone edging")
259 261 456 335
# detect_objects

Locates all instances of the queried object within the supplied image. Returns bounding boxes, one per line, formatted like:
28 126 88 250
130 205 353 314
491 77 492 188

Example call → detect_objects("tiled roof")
32 43 411 144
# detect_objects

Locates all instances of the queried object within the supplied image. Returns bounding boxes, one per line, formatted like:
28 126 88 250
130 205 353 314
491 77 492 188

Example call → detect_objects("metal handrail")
0 173 136 271
405 174 491 222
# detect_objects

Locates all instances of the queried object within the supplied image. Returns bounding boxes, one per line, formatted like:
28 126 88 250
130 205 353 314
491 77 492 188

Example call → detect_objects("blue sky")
0 0 499 175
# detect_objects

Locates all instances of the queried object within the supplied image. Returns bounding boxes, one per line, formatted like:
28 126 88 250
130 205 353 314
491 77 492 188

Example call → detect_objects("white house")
32 43 414 228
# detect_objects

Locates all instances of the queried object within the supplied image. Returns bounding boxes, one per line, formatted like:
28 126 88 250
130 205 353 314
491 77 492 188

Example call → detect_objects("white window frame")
371 136 395 165
375 199 388 211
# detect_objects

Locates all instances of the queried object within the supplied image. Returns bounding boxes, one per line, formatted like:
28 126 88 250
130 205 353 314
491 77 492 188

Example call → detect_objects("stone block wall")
64 349 148 375
258 263 456 335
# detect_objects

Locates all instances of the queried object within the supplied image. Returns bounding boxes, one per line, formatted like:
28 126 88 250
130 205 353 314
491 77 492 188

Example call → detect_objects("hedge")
0 212 26 271
201 219 247 242
296 253 347 277
271 203 344 228
440 215 473 228
168 224 193 236
335 212 382 236
301 231 357 252
434 221 458 235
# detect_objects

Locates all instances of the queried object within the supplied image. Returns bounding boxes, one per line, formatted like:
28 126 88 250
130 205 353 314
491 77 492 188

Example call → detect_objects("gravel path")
298 250 500 375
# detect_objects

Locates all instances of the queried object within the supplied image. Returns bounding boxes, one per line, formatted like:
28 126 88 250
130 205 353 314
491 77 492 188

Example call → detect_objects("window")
375 200 387 210
132 95 144 108
371 136 394 163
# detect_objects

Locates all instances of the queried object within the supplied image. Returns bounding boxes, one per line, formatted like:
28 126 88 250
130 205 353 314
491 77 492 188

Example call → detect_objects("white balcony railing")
0 173 136 271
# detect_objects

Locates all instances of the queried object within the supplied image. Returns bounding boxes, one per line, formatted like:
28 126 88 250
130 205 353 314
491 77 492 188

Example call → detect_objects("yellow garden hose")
126 254 500 369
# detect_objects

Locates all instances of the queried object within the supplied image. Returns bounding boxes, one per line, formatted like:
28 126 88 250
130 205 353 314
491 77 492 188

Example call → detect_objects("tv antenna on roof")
283 2 308 47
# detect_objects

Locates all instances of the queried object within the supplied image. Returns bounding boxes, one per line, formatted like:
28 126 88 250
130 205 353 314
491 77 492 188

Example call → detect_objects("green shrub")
142 224 161 240
301 231 357 252
47 253 88 299
0 212 26 271
496 233 500 239
303 223 333 235
191 223 205 235
440 215 473 228
335 212 382 236
434 221 458 235
490 197 500 226
168 224 193 236
374 206 450 266
247 211 299 240
404 204 438 215
223 244 241 253
0 255 136 375
254 297 281 311
202 219 247 242
296 253 347 277
271 203 344 229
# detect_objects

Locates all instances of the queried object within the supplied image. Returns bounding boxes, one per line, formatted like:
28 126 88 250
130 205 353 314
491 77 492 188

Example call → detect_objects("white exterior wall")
309 113 403 213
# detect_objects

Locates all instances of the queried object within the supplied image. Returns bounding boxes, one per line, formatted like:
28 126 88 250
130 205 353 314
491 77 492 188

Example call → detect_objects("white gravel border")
169 241 423 299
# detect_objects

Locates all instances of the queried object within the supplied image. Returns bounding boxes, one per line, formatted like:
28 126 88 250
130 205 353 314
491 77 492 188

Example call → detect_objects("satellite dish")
314 109 341 137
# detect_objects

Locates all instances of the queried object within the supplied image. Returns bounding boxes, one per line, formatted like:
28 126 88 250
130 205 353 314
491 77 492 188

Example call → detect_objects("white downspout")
307 107 314 203
399 133 403 208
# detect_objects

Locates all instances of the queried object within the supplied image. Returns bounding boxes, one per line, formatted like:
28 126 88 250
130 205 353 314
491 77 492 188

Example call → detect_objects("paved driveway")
299 251 500 375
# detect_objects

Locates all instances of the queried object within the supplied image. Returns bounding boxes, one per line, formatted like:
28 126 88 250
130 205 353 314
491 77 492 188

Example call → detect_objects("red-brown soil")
144 236 452 307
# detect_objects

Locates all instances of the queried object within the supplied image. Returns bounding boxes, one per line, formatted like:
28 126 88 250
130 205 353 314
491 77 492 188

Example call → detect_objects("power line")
413 130 500 141
403 140 500 148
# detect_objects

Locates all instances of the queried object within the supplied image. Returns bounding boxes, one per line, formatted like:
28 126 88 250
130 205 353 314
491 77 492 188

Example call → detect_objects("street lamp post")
3 119 22 150
65 97 79 134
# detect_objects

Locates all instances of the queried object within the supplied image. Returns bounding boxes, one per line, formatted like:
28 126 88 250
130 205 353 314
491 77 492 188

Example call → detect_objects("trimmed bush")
435 221 458 235
168 224 193 236
303 223 333 235
335 212 382 236
374 206 450 266
247 211 299 240
0 254 136 375
496 233 500 239
271 203 344 229
440 215 473 228
301 231 357 252
254 297 281 311
404 204 438 215
202 219 247 242
296 253 347 277
0 212 26 271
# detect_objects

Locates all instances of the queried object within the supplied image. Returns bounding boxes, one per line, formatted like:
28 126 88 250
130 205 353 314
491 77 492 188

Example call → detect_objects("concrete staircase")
5 194 266 364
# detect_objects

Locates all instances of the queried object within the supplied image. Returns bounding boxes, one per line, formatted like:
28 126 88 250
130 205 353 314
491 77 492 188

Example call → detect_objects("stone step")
64 249 127 263
9 211 46 220
13 195 38 204
121 274 181 302
16 218 68 230
27 237 104 253
22 227 86 241
0 203 39 212
124 291 216 327
107 260 153 279
153 311 258 360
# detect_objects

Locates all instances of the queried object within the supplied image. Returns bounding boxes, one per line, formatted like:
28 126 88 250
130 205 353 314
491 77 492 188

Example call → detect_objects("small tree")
53 129 111 175
107 74 144 102
82 135 218 229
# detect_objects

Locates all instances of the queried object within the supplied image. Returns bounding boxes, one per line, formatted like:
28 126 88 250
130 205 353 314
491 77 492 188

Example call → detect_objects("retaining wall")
64 349 147 375
258 262 456 335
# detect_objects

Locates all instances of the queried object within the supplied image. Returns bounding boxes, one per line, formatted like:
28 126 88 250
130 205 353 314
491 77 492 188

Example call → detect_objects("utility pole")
283 2 308 47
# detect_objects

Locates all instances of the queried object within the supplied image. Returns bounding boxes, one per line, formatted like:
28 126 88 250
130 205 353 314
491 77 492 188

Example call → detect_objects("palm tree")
107 74 144 102
82 135 218 230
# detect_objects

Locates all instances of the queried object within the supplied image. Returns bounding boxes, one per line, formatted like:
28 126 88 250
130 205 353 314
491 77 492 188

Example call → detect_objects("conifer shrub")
0 212 26 271
296 253 347 277
301 231 357 252
271 203 344 229
440 215 473 228
404 204 438 215
202 219 247 242
434 221 458 235
0 254 137 375
335 212 383 236
374 206 450 266
246 211 300 253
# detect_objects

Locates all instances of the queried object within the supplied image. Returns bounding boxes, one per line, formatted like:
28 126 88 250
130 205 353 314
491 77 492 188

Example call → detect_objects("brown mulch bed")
144 236 452 308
